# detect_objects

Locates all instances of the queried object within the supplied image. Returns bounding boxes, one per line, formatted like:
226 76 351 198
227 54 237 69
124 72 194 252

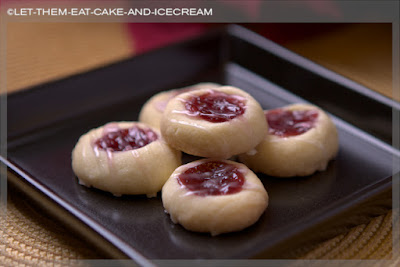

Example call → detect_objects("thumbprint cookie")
239 104 339 177
72 122 181 197
162 159 268 236
160 86 268 158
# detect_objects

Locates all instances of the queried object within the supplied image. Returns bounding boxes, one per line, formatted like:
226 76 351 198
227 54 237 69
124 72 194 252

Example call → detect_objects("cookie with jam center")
72 121 181 197
239 104 339 177
160 86 268 159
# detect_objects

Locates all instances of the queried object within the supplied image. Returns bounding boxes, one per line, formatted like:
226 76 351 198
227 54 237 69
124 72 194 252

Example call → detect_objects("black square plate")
5 25 400 264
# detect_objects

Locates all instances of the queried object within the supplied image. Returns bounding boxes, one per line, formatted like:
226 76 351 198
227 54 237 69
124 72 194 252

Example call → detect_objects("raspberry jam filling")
267 109 319 137
94 126 158 152
184 91 246 123
177 161 245 196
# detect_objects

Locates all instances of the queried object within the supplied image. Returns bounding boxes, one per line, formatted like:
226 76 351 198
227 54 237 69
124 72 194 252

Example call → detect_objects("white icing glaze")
78 179 88 186
146 192 157 198
168 118 207 130
246 149 257 156
171 109 200 117
102 122 120 134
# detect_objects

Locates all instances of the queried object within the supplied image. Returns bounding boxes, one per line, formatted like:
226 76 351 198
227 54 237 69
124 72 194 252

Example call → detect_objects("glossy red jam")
94 126 158 152
267 109 319 137
177 161 245 196
184 91 246 123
